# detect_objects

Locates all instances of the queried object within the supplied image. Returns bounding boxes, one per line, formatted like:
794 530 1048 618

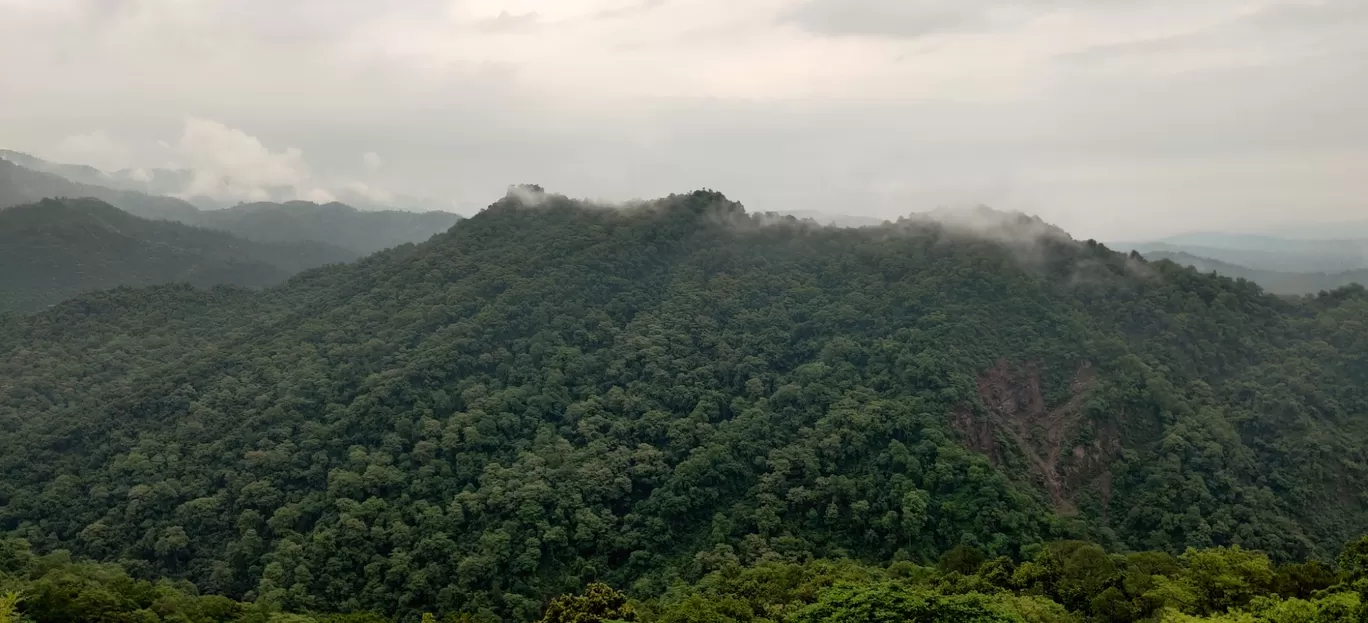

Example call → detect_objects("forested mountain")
1145 251 1368 296
0 156 462 256
3 188 1368 621
0 198 354 312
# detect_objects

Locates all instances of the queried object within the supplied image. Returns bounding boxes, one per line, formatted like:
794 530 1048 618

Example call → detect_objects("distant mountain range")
0 198 356 313
0 149 455 213
1115 232 1368 273
0 152 464 311
0 156 461 256
1143 251 1368 296
1109 231 1368 295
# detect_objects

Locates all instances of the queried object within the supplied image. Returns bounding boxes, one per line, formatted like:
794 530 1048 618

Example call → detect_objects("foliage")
538 583 635 623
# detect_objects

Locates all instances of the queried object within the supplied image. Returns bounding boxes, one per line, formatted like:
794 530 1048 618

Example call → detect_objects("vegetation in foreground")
5 535 1368 623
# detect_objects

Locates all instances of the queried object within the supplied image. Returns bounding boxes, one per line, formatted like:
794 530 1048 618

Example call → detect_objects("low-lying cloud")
41 117 425 210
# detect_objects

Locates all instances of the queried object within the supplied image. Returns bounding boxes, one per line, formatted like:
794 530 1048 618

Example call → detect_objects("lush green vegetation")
3 188 1368 620
0 198 354 313
5 535 1368 623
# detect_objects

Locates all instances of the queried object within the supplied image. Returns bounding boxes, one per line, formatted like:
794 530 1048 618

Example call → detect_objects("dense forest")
6 533 1368 623
0 157 461 256
3 188 1368 620
0 198 354 313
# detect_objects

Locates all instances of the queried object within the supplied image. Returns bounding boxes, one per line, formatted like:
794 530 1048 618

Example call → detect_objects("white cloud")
342 181 394 203
0 0 1365 237
52 131 131 172
174 117 319 203
362 151 383 171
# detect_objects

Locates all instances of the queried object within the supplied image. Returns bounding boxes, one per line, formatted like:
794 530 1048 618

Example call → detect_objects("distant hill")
2 149 460 213
198 200 463 256
0 156 461 256
0 155 202 222
0 148 195 199
1114 232 1368 273
1145 250 1368 295
0 198 355 313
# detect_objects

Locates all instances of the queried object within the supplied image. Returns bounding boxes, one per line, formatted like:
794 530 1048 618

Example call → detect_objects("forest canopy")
2 188 1368 620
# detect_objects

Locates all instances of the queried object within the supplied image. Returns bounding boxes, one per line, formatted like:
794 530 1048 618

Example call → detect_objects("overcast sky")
1 0 1365 240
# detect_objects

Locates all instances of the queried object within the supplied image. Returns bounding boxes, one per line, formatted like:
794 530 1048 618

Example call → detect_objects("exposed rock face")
953 359 1118 515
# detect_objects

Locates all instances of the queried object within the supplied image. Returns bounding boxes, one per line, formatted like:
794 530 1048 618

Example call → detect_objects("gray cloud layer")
1 0 1364 239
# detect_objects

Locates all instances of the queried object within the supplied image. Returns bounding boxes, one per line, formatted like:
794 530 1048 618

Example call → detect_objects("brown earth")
953 359 1118 515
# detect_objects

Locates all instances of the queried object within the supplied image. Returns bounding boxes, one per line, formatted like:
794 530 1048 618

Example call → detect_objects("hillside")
0 156 462 256
2 189 1368 619
1146 250 1368 296
0 198 355 312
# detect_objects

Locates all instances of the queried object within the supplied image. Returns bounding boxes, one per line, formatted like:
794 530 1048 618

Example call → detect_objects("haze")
1 0 1364 240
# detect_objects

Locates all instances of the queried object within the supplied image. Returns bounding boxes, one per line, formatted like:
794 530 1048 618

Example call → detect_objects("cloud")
52 131 131 172
779 0 1006 38
0 0 1365 238
173 117 326 203
362 151 383 172
340 181 394 204
472 11 542 32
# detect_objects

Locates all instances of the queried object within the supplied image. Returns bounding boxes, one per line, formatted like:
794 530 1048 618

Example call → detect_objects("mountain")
1114 232 1368 273
2 148 461 213
0 198 355 313
198 200 464 256
1 153 203 221
2 189 1368 618
1 156 462 256
0 148 196 199
1146 250 1368 295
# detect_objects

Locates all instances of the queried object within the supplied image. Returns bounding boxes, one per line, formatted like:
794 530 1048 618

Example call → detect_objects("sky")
0 0 1365 240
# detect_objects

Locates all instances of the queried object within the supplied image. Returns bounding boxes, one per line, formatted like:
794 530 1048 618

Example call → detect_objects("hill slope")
0 198 355 312
2 189 1367 618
